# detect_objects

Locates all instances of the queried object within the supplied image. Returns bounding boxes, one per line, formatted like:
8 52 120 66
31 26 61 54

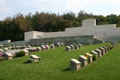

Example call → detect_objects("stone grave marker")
95 49 102 57
4 53 13 60
70 59 81 70
74 44 79 49
70 45 75 50
85 53 93 63
66 46 71 51
102 46 108 53
23 49 29 56
79 55 88 67
56 43 61 47
30 55 40 62
45 45 50 50
91 51 98 59
41 45 46 51
78 44 82 48
50 44 55 49
99 47 105 55
36 47 42 51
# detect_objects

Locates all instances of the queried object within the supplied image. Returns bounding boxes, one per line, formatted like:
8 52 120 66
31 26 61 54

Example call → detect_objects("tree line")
0 11 120 41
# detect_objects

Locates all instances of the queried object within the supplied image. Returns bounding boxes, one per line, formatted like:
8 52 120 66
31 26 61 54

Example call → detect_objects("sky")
0 0 120 20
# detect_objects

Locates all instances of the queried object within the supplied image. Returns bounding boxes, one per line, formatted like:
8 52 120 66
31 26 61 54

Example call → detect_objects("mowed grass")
0 43 119 80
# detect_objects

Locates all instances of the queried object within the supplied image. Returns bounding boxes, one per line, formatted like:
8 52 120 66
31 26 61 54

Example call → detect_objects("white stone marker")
99 47 105 55
95 49 102 57
74 45 79 49
103 46 108 53
78 44 82 48
70 45 75 50
23 49 29 56
105 46 110 51
91 51 98 59
66 46 71 51
79 55 88 67
30 55 40 62
70 59 81 70
36 47 42 51
50 44 55 49
85 53 93 63
45 45 50 50
60 43 64 47
4 53 13 60
41 45 46 51
56 43 61 47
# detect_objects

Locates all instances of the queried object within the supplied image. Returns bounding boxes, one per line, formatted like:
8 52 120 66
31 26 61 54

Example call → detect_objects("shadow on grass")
23 60 32 64
62 68 71 72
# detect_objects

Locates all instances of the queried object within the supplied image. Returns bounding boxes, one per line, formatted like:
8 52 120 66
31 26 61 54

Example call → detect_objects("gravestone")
28 48 37 52
70 45 75 50
70 59 81 70
23 49 29 56
99 47 105 55
91 51 98 59
45 45 50 50
36 47 42 51
95 49 102 57
66 46 71 51
79 55 88 67
60 43 64 47
4 48 9 51
41 45 46 51
102 46 108 53
56 43 61 47
74 44 79 49
105 45 110 51
30 55 40 62
50 44 55 49
4 53 13 60
85 53 93 63
78 44 82 48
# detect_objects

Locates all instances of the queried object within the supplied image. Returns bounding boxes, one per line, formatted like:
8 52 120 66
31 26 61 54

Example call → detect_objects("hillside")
0 43 119 80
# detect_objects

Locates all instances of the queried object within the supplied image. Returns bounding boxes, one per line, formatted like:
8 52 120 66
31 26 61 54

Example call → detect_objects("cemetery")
0 41 119 80
0 19 119 80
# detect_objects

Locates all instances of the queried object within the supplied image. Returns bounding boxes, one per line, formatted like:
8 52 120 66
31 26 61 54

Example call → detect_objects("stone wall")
29 35 98 45
24 19 120 42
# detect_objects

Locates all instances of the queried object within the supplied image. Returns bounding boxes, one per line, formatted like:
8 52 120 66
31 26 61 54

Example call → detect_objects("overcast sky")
0 0 120 20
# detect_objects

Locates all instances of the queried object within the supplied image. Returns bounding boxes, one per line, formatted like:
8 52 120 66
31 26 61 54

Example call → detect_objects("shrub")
92 54 97 61
15 51 25 57
88 57 90 63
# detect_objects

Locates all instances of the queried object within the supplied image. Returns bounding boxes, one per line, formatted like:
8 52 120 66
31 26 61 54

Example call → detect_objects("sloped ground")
0 43 119 80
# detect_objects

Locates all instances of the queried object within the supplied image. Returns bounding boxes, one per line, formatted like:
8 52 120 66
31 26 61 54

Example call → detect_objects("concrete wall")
24 19 120 41
43 32 66 38
29 35 95 45
82 19 96 27
24 31 44 41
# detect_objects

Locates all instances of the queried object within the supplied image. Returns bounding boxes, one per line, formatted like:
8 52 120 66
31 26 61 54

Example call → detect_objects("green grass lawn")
0 43 119 80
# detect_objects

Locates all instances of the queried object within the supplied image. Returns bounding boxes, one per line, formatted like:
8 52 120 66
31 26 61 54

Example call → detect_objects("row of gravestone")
0 43 65 62
2 49 29 60
28 43 64 52
26 43 65 63
30 42 65 47
2 42 64 50
66 44 82 51
3 51 41 63
70 44 113 70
